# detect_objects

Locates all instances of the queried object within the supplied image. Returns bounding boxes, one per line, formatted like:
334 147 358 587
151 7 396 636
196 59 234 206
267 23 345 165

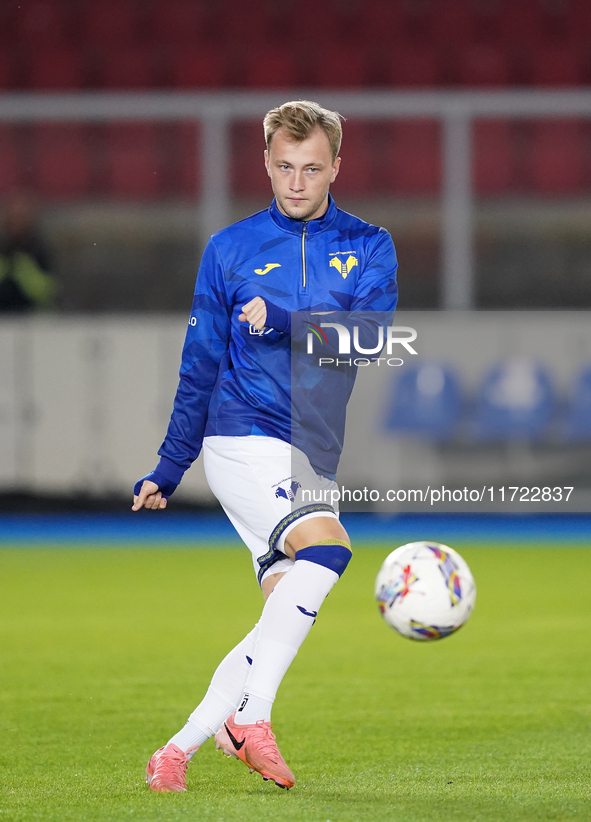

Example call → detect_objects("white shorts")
202 435 339 585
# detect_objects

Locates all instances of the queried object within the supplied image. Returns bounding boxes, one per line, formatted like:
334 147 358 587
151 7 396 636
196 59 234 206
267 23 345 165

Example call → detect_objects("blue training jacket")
146 195 398 495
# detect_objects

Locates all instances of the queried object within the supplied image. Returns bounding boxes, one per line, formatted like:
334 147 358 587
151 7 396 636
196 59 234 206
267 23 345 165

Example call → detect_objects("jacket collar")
269 194 338 236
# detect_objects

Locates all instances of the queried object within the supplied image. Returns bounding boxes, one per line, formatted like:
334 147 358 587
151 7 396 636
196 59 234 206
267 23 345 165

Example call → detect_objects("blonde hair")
263 100 343 162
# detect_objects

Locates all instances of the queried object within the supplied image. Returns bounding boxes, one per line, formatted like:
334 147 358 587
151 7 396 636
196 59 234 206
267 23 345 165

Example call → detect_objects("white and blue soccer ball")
375 542 476 641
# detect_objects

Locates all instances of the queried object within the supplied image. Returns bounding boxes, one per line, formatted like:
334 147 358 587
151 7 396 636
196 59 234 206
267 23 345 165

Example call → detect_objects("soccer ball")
375 542 476 641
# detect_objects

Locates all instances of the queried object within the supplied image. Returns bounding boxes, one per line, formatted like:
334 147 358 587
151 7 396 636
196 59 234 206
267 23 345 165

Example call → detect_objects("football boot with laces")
145 742 195 792
215 712 295 789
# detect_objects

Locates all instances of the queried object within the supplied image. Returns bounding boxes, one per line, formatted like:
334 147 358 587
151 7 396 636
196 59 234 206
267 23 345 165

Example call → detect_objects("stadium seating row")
386 358 591 442
1 0 591 89
3 0 591 46
0 41 589 89
1 120 590 200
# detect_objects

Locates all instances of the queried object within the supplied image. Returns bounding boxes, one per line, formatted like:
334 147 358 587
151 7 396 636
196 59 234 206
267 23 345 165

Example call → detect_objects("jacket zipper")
301 223 308 291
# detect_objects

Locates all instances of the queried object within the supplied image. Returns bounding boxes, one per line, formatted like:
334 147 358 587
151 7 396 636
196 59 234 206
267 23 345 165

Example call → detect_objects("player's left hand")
239 297 267 330
132 480 168 511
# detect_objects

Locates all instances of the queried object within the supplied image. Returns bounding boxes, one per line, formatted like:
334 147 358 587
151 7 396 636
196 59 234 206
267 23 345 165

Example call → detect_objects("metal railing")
2 89 591 309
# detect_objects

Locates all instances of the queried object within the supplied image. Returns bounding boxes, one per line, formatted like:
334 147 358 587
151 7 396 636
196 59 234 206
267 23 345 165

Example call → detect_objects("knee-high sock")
167 624 259 754
234 550 349 726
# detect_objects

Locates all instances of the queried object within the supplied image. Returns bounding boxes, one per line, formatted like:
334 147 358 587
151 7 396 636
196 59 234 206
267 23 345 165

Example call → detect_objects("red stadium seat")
428 0 475 48
170 47 225 88
314 44 370 88
13 0 70 49
496 0 545 48
0 2 15 50
105 124 162 199
32 125 91 198
565 0 591 46
0 50 14 89
82 0 141 47
218 0 271 46
231 122 269 197
384 44 442 87
403 1 433 42
473 120 516 194
27 46 85 90
97 46 157 89
363 0 406 47
288 0 351 44
174 122 201 198
0 128 24 193
529 120 585 193
384 121 441 195
243 46 299 88
457 44 512 86
149 0 209 46
525 43 583 86
332 122 373 198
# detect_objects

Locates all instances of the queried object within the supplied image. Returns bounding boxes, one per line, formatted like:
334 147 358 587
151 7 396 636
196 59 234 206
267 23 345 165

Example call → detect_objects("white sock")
167 624 259 754
167 720 207 756
235 691 273 723
234 560 339 725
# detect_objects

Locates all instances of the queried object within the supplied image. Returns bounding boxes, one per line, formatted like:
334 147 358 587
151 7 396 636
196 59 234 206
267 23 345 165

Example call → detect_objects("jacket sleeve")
350 228 398 314
152 238 231 489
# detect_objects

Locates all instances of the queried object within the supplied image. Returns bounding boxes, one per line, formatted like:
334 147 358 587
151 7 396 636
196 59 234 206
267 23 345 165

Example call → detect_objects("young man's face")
264 126 341 222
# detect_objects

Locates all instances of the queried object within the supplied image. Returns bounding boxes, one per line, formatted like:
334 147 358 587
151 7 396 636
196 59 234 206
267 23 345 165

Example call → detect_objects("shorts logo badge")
329 255 358 279
255 263 281 276
275 479 301 501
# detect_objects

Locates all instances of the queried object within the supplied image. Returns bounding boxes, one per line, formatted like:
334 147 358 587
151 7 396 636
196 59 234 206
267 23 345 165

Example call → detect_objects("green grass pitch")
1 542 590 822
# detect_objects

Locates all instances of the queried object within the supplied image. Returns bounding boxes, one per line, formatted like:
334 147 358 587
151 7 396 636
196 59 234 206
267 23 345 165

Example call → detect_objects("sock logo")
224 723 246 751
297 605 318 618
238 694 249 712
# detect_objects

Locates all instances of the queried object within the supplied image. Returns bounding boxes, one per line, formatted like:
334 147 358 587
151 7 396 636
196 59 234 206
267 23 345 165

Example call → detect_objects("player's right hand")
239 296 267 330
132 480 168 511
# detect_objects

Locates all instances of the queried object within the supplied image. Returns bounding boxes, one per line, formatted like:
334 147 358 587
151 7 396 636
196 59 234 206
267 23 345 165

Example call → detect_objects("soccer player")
134 100 398 792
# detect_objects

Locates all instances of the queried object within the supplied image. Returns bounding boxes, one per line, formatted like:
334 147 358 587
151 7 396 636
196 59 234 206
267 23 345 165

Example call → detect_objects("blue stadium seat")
385 362 462 440
474 358 555 441
563 366 591 441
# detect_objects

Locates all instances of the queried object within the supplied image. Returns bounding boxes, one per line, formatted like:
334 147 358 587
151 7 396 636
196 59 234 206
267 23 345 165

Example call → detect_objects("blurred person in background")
0 192 57 313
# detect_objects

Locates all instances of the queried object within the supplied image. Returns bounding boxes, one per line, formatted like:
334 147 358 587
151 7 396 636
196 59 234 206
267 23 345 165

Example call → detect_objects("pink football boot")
145 742 195 792
215 712 295 789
